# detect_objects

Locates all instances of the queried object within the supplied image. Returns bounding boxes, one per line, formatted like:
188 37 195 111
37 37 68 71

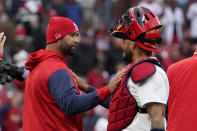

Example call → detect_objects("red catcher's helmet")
109 6 162 52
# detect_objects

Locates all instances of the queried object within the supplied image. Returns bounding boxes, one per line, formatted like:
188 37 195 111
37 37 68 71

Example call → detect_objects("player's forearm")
150 111 165 129
147 103 165 130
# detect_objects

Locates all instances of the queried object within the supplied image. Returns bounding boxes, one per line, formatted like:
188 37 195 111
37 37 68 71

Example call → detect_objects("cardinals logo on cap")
54 33 61 39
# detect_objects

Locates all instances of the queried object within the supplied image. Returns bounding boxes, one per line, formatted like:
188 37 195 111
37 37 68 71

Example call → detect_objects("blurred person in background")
162 0 184 44
167 48 197 131
75 0 95 24
0 90 23 131
50 0 67 17
179 39 194 58
8 24 29 57
0 3 9 22
187 1 197 43
111 0 130 25
95 21 110 52
83 106 108 131
162 45 184 71
176 0 189 7
66 0 82 26
0 3 15 56
93 105 109 131
23 16 124 130
86 63 109 89
13 0 44 52
109 62 125 80
107 6 169 131
12 50 29 91
139 0 164 17
83 108 101 131
94 0 113 28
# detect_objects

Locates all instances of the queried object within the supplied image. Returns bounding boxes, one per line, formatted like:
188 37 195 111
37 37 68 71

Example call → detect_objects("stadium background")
0 0 196 130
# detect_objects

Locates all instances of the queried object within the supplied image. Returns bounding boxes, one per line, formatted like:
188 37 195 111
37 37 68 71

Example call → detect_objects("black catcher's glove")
0 59 24 84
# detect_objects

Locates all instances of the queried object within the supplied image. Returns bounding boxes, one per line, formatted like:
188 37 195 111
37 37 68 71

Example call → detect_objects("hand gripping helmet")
109 6 162 52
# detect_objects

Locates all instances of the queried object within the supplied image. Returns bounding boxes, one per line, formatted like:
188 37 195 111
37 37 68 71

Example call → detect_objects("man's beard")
67 45 77 56
60 40 77 56
123 50 133 63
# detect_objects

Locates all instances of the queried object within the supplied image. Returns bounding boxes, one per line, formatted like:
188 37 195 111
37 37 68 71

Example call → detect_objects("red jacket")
23 50 83 131
167 50 197 131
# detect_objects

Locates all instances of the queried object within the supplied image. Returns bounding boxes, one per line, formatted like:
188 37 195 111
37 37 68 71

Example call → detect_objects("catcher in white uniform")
107 6 169 131
72 6 169 131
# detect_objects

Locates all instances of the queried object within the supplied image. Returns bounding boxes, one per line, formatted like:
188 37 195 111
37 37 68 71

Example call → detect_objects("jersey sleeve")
47 69 110 115
136 66 169 107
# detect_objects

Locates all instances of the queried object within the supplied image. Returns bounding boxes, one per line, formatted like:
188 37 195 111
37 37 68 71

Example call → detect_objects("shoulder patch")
131 62 156 83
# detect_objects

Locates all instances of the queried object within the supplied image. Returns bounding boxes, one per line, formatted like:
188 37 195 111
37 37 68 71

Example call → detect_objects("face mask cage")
109 7 163 45
109 10 133 35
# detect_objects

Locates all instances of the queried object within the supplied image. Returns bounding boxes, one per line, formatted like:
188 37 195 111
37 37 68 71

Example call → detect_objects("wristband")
151 129 165 131
97 86 111 101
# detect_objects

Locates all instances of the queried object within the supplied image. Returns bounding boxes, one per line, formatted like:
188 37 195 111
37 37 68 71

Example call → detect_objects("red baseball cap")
46 17 79 44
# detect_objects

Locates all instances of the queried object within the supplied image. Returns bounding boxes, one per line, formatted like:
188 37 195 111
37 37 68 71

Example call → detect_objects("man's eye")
69 32 79 37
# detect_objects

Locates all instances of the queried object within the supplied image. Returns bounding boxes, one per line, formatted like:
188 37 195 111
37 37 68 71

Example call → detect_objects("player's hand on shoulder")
70 69 89 92
108 68 125 94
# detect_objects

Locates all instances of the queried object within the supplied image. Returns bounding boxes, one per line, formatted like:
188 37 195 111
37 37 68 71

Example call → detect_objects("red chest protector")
107 58 162 131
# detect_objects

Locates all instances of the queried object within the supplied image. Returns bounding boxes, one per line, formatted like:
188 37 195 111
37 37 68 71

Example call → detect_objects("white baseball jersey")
123 65 169 131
